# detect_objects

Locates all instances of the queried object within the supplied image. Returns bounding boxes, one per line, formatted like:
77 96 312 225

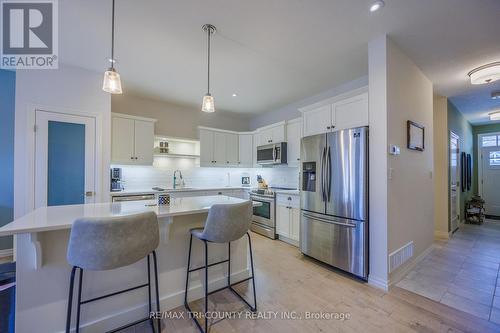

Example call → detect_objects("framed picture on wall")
407 120 425 151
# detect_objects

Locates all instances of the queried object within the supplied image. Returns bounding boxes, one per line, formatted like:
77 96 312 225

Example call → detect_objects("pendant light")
201 24 216 113
102 0 123 94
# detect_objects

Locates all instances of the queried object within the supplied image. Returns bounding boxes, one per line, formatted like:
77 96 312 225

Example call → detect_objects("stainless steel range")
249 187 295 239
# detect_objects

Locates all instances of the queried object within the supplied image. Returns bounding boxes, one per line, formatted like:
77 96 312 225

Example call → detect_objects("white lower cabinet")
276 194 300 245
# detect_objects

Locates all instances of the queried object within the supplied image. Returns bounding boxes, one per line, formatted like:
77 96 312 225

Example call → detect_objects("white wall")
368 35 389 289
385 37 434 283
14 64 111 218
250 76 368 130
433 95 449 238
368 35 434 289
112 94 250 139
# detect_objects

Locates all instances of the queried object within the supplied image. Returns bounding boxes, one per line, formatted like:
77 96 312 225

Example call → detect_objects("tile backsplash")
113 157 299 190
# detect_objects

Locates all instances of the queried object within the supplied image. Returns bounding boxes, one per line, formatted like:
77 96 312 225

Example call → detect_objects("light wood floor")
120 232 500 332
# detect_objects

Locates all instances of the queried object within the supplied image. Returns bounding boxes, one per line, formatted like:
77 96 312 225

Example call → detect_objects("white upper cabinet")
111 113 155 165
301 89 368 137
199 128 240 167
213 132 227 166
238 134 253 167
133 120 155 164
225 133 239 166
302 104 332 137
199 129 214 165
257 122 286 145
286 118 302 167
333 92 368 131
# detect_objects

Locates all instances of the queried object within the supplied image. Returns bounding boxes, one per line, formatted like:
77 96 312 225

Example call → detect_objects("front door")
34 110 96 208
450 132 460 232
480 133 500 217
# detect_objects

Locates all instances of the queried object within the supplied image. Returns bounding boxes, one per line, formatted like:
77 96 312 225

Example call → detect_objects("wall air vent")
389 241 414 273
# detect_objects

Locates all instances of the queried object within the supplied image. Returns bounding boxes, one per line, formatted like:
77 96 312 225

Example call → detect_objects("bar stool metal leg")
204 240 209 333
247 232 257 312
76 268 83 333
184 234 193 308
65 266 77 333
152 250 161 333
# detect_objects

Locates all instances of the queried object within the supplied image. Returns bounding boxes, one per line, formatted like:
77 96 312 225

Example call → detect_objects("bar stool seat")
184 201 257 333
65 211 161 333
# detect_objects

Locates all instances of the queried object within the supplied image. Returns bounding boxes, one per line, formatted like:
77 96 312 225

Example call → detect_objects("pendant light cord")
111 0 115 70
207 26 211 94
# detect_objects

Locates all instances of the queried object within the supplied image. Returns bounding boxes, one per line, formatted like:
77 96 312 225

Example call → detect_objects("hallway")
397 220 500 324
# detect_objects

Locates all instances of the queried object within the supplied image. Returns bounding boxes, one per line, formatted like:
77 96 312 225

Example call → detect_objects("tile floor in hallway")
396 219 500 325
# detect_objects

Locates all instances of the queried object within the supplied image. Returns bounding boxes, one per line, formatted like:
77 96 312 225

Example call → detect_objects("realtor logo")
1 0 58 69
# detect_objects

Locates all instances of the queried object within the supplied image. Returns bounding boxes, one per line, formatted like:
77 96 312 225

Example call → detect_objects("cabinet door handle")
131 157 134 160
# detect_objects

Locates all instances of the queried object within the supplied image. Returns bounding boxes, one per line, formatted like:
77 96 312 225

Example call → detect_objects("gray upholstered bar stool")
65 212 161 333
184 201 257 333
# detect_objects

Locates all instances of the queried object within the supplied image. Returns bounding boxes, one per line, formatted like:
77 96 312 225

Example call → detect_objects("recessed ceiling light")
492 91 500 100
232 93 238 97
370 0 385 12
490 111 500 121
468 62 500 85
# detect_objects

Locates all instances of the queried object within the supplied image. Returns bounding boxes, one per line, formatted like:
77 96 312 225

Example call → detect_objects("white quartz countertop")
110 186 251 196
274 189 300 195
0 196 259 236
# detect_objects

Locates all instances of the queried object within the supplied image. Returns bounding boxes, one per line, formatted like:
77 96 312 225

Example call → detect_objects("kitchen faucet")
173 170 184 189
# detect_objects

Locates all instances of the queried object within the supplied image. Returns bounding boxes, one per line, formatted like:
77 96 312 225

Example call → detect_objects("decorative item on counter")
158 193 170 206
256 175 268 189
241 173 250 187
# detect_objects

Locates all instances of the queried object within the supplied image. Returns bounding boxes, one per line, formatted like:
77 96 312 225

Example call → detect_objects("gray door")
300 211 368 278
300 134 326 214
325 127 368 221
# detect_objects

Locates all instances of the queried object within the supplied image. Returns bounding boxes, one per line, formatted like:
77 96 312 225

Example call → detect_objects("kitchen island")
0 196 258 333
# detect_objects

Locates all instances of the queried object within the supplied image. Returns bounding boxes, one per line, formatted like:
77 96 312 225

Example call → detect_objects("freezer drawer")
300 211 367 279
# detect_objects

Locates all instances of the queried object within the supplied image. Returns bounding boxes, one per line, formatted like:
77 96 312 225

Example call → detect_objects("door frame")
478 132 500 197
24 104 104 212
449 131 460 231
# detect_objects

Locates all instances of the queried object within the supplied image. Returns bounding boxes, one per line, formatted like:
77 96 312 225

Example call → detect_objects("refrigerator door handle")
327 146 332 202
320 147 326 201
302 212 357 228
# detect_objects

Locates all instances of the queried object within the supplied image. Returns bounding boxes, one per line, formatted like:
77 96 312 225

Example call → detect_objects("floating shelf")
154 153 200 159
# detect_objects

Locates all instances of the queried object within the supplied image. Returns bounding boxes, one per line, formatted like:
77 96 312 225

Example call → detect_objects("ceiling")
59 0 500 121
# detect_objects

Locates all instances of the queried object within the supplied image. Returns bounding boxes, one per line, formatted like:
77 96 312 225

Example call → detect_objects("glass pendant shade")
468 62 500 85
102 68 123 94
201 93 215 113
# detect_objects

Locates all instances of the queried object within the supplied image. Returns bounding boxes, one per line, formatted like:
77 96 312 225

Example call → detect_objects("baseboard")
434 230 450 240
61 268 250 333
368 275 389 291
388 244 435 288
0 248 13 259
277 235 299 247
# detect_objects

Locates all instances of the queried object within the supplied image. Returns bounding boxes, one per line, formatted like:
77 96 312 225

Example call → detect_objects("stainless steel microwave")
257 142 287 165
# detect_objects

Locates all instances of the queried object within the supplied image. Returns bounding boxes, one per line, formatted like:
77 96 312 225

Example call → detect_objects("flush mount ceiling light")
102 0 122 94
468 62 500 85
490 111 500 121
370 0 385 12
492 91 500 100
232 93 238 97
201 24 216 113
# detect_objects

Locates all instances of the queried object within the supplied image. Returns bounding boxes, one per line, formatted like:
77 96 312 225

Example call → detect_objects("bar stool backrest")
67 212 159 270
198 201 253 243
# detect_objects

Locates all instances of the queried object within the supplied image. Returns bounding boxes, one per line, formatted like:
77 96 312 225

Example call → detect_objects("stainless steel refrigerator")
300 126 368 279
